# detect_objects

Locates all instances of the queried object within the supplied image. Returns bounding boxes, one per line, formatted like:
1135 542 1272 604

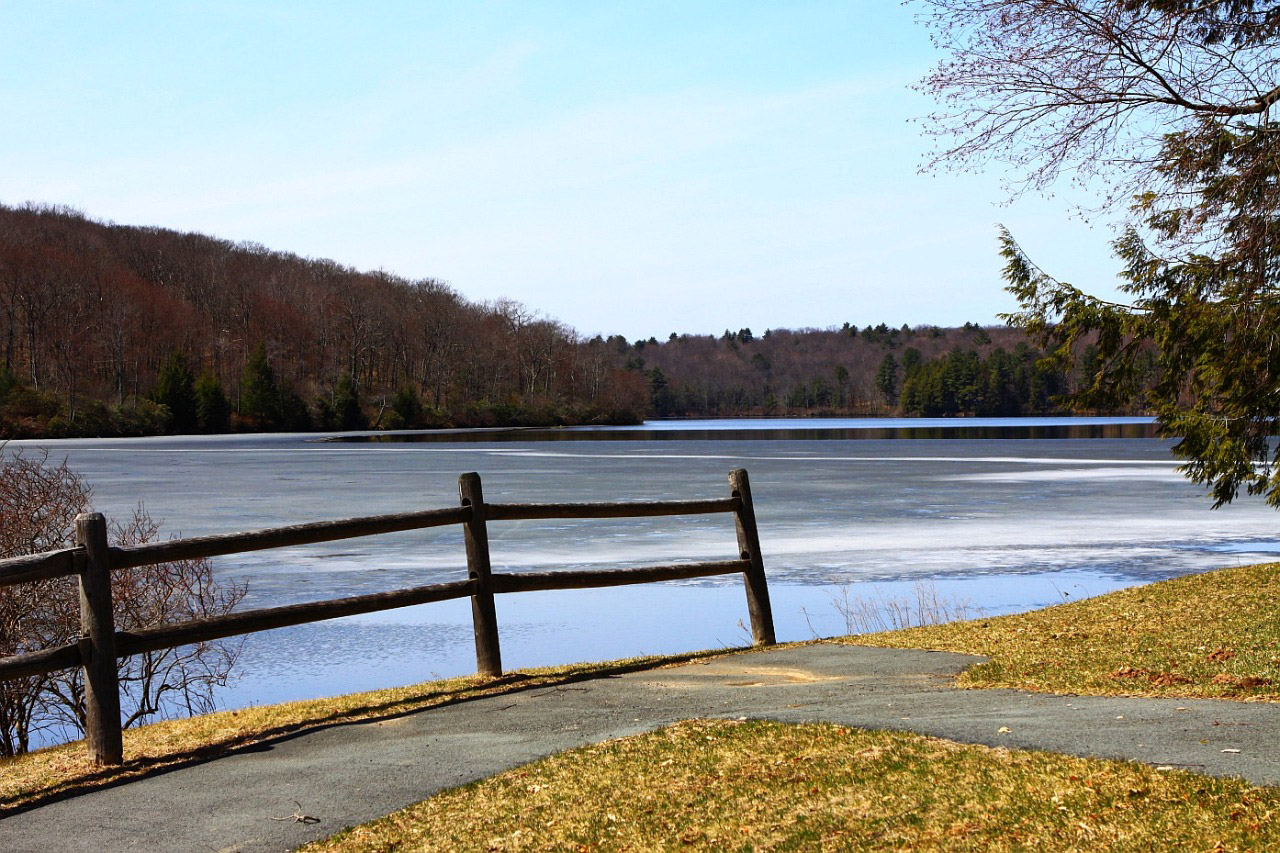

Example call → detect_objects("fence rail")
0 548 82 586
0 468 774 766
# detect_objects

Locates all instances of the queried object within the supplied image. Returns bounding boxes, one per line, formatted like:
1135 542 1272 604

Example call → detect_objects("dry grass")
827 580 982 634
0 649 733 816
850 562 1280 699
305 718 1280 852
303 565 1280 851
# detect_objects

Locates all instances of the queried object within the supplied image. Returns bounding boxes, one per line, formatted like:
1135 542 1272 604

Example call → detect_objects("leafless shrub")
0 448 245 755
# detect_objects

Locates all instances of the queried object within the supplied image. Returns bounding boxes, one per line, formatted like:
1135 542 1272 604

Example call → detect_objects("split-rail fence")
0 468 774 765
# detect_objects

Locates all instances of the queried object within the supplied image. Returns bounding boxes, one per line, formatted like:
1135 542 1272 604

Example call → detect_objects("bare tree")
0 449 245 754
917 1 1280 224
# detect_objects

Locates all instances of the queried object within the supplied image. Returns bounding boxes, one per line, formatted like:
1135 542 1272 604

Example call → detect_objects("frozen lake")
13 417 1280 713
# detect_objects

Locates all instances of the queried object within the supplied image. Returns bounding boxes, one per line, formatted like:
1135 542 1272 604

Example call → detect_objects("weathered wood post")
729 468 775 646
459 473 502 676
76 512 123 765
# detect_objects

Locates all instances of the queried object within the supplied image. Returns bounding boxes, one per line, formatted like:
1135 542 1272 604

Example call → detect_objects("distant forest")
0 203 1137 439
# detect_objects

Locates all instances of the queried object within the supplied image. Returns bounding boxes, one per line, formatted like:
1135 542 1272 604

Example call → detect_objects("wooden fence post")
729 469 775 646
76 512 123 765
459 473 502 676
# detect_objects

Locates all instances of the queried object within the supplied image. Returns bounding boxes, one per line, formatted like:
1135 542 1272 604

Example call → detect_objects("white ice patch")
946 466 1182 483
491 450 1181 466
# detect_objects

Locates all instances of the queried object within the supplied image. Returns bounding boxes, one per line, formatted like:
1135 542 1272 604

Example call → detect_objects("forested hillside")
0 203 649 436
0 203 1129 438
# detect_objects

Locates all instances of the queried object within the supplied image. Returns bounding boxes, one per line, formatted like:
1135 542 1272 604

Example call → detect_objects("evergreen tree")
834 364 850 406
392 385 423 427
333 373 365 430
874 353 899 406
647 367 673 416
194 371 231 433
152 351 198 434
923 0 1280 506
941 349 982 413
978 348 1020 417
0 364 16 403
239 343 280 429
901 347 923 377
278 386 313 432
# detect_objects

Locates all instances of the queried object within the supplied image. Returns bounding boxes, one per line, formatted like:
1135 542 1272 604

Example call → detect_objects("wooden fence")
0 468 774 765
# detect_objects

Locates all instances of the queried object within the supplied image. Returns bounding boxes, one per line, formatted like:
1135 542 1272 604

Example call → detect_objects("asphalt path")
2 644 1277 852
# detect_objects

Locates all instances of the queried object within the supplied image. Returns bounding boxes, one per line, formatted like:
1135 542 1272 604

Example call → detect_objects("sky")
0 1 1127 340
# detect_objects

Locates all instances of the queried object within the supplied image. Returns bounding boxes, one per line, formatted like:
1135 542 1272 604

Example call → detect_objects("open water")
13 417 1280 712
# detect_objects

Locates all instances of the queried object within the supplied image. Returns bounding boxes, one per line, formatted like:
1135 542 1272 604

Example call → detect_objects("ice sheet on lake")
20 426 1280 720
947 466 1183 482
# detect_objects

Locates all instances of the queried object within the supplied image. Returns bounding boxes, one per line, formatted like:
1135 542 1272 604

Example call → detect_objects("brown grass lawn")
849 562 1280 700
306 718 1280 852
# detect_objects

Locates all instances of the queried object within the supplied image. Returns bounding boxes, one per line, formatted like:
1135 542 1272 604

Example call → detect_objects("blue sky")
0 1 1123 339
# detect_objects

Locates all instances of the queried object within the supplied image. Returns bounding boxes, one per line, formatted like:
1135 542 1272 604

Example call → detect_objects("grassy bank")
850 562 1280 699
302 563 1280 851
0 651 729 816
305 718 1280 852
8 562 1280 847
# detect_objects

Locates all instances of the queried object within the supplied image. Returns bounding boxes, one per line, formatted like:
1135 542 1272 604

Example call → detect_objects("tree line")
0 202 1144 439
628 322 1112 419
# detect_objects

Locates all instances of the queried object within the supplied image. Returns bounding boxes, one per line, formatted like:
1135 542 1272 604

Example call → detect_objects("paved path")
2 644 1278 852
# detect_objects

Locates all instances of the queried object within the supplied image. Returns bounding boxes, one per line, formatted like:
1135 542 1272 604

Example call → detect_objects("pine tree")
392 386 423 427
194 371 231 433
333 373 364 430
923 0 1280 506
152 351 198 434
239 343 280 429
874 354 899 407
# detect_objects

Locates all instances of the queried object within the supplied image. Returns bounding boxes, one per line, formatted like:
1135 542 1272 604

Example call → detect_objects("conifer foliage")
919 0 1280 505
151 351 197 434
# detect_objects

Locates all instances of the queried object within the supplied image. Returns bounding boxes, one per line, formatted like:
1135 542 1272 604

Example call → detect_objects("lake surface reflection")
14 417 1279 713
